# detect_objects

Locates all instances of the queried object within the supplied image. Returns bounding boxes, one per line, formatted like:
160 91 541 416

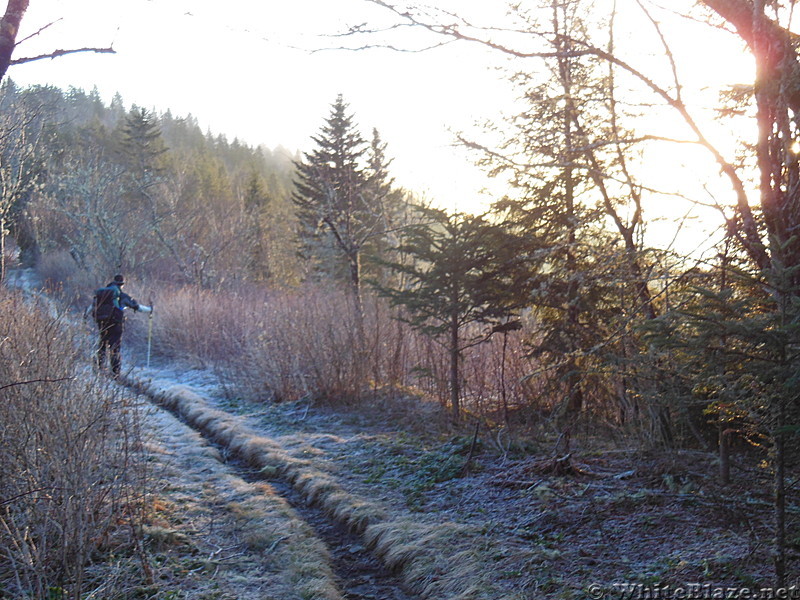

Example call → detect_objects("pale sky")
9 0 757 255
11 0 508 212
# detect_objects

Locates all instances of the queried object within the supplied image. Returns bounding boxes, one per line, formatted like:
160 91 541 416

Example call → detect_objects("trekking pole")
146 298 154 369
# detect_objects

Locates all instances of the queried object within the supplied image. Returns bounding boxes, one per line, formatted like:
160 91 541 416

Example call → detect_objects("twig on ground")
267 535 290 553
461 420 481 476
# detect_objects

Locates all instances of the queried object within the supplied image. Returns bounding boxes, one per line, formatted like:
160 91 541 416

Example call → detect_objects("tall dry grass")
30 253 542 424
152 284 371 401
36 250 99 310
0 289 147 599
149 282 539 424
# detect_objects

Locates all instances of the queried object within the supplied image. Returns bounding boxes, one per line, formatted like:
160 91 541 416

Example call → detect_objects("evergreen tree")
483 0 601 430
363 127 410 284
292 95 387 308
471 0 664 443
374 207 531 420
243 170 271 281
117 105 170 200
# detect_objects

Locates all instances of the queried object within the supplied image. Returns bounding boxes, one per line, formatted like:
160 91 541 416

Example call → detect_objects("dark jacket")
93 282 141 324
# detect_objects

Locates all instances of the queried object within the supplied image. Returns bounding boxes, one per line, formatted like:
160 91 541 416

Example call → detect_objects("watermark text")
586 583 800 600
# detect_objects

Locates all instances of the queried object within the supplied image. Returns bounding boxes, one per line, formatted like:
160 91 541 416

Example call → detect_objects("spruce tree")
374 207 532 420
292 95 386 309
243 170 271 281
117 106 169 200
474 0 663 443
486 0 600 431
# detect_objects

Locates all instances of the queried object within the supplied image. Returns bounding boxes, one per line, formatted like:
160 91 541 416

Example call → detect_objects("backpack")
93 286 121 321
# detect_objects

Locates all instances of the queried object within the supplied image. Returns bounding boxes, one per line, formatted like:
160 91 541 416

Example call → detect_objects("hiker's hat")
113 274 125 285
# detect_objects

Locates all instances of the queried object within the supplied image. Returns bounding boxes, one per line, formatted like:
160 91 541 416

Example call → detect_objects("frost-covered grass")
125 354 788 600
130 376 538 600
134 400 345 600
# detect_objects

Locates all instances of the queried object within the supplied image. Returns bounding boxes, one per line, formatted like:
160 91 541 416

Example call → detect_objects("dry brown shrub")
149 281 539 421
150 283 368 401
148 284 255 368
36 251 100 309
0 289 147 599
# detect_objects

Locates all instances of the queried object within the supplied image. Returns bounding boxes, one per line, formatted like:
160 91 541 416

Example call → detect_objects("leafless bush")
36 250 100 311
149 282 542 424
36 249 77 288
151 283 365 400
462 332 533 419
263 285 365 401
149 284 257 368
2 237 19 270
0 289 147 599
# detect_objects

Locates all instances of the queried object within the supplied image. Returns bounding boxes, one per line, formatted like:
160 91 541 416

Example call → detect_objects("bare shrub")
2 237 19 271
473 332 545 410
36 249 79 289
265 285 366 401
148 281 541 425
36 250 102 313
149 283 257 368
152 283 366 401
0 289 147 599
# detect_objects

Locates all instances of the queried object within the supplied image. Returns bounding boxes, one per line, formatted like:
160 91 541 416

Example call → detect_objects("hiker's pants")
97 319 123 375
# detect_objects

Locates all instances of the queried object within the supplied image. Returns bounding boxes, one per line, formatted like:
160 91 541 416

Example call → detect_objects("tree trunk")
501 331 510 428
773 403 786 587
449 312 460 421
348 250 364 324
553 0 584 419
0 0 28 83
719 427 732 485
0 215 5 283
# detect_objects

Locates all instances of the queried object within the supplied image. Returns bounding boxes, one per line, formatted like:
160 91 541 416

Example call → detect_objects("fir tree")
292 95 387 309
117 105 169 199
374 207 531 420
243 170 271 281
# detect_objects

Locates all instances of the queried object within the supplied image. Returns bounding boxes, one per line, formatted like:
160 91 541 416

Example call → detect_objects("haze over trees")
0 0 798 593
0 80 300 287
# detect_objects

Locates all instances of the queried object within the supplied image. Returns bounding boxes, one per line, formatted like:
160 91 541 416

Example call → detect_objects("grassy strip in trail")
132 397 345 600
126 376 508 600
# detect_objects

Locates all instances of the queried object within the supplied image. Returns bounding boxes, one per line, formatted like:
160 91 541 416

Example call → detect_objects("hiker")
89 274 152 376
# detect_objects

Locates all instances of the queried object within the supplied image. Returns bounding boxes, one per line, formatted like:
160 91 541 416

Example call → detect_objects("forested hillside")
0 79 301 287
1 0 799 598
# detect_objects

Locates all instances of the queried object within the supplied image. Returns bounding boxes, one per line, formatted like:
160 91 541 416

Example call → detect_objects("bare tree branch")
13 17 61 46
11 45 115 65
0 377 73 392
355 0 770 271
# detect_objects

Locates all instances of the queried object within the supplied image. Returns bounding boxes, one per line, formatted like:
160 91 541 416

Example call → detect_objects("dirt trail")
4 270 417 599
129 393 342 599
237 463 414 600
127 366 417 600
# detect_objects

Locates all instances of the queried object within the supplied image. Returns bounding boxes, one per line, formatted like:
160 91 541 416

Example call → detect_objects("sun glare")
10 0 761 255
